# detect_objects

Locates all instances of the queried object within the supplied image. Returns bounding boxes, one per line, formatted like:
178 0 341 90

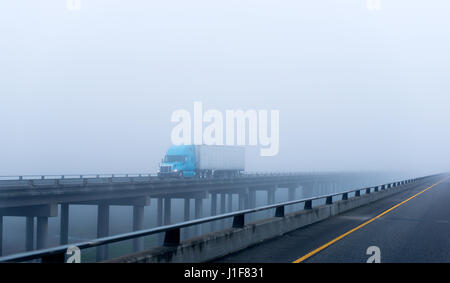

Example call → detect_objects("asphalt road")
215 175 450 263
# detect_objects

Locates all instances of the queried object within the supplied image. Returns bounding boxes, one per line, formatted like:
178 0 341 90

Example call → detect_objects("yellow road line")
292 176 448 263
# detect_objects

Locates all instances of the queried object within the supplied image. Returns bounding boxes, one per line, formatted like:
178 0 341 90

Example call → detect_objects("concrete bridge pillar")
249 189 256 209
184 199 191 222
164 198 171 225
227 194 233 212
308 182 315 196
219 193 226 228
227 193 233 227
238 193 248 210
266 188 276 218
220 193 226 214
26 217 34 251
0 204 57 254
195 198 203 218
157 198 163 245
210 193 217 231
286 186 297 213
36 217 48 250
60 203 69 245
157 198 163 226
211 193 217 216
183 198 191 240
288 186 296 201
247 189 256 221
96 204 110 261
238 194 243 210
194 198 203 236
70 197 150 252
132 206 144 252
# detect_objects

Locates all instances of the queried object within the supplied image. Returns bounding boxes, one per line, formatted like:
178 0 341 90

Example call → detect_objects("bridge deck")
215 176 450 263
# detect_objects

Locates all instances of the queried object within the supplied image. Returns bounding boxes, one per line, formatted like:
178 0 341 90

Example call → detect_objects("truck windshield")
164 155 185 163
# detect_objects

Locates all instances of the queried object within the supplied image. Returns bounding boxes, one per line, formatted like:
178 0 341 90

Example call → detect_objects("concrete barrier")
107 177 433 263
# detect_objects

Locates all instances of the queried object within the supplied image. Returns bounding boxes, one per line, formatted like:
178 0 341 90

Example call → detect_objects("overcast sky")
0 0 449 176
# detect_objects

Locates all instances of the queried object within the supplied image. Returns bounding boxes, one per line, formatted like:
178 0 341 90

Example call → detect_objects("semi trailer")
157 145 245 178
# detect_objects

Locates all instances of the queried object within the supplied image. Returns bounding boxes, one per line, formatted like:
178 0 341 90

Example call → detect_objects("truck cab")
157 145 196 178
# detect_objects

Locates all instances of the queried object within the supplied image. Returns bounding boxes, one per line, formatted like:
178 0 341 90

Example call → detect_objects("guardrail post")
163 228 180 247
381 185 386 190
366 188 371 194
304 200 312 210
342 193 348 200
232 214 245 228
355 190 360 197
325 196 333 205
374 186 379 192
275 206 285 217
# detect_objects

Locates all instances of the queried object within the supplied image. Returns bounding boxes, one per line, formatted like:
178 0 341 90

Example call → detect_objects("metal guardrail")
0 176 428 263
0 171 331 181
0 172 327 190
0 173 156 181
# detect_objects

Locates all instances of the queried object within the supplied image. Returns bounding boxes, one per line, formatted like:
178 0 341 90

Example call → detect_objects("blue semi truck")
157 145 245 178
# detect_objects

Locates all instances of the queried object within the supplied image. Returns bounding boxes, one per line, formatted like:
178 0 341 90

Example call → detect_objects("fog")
1 0 450 176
